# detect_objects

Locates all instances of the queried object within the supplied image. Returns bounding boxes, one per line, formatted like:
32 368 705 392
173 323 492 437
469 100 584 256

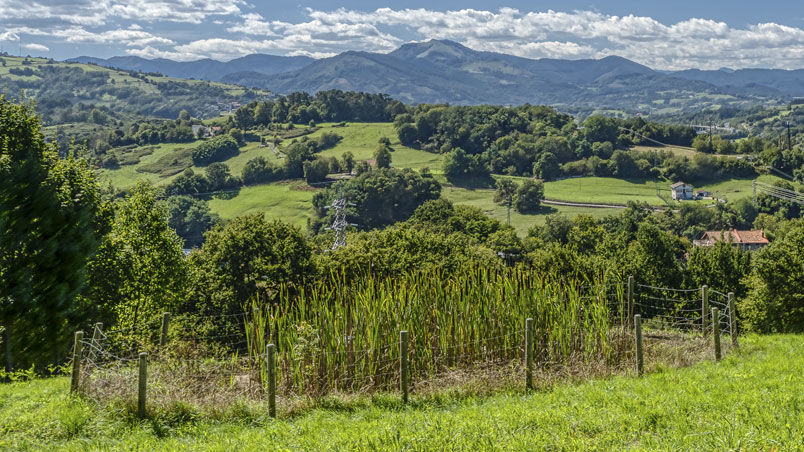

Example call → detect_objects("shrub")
741 222 804 333
514 179 545 213
191 135 239 166
242 156 281 185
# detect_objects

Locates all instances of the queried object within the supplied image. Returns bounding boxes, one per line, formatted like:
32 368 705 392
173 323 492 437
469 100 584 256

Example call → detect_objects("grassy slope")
98 121 793 231
543 174 786 206
2 334 803 451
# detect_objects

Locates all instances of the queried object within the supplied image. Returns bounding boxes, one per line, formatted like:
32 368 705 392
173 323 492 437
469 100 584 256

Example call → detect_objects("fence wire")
74 281 738 412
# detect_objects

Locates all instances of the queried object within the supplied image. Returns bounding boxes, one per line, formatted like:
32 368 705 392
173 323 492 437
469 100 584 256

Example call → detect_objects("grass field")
442 185 621 234
1 334 802 450
207 180 316 227
96 121 795 232
311 122 442 169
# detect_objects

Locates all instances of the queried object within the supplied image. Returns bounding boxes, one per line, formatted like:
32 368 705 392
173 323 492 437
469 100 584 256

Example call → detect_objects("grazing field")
207 180 316 226
1 334 800 450
311 122 442 169
96 120 794 230
442 185 621 234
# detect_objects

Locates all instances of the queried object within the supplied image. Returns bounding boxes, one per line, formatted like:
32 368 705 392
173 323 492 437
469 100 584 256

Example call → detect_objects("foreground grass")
2 334 803 451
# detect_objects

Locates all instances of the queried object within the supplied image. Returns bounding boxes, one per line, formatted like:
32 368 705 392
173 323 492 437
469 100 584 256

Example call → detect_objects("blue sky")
1 1 803 69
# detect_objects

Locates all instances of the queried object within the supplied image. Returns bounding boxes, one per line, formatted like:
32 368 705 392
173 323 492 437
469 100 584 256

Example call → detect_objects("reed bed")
250 267 627 395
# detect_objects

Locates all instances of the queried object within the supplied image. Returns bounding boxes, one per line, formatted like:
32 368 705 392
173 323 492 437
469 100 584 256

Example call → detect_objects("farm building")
693 230 770 250
670 182 693 201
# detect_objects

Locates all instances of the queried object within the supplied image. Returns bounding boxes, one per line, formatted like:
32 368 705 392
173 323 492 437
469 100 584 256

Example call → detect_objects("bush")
242 156 281 185
514 179 545 213
303 158 329 183
191 135 239 166
741 222 804 333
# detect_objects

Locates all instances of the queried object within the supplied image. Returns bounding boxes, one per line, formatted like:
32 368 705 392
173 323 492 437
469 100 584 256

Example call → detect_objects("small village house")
693 229 770 250
670 182 693 201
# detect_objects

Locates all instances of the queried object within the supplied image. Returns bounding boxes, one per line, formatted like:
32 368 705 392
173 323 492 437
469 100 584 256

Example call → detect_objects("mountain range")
71 40 804 113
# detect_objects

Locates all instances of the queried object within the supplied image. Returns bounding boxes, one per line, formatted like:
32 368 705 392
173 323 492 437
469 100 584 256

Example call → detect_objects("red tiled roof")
700 229 769 244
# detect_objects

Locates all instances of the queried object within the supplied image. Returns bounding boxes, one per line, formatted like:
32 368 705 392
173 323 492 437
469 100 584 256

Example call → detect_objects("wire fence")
71 279 739 416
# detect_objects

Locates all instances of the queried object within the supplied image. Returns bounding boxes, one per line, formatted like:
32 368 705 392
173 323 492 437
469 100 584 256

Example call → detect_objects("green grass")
97 121 794 231
442 185 621 234
545 177 667 206
207 180 316 226
2 334 803 450
311 123 442 169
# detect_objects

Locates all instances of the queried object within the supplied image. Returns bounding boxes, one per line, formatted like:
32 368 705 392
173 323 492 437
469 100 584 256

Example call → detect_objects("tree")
191 135 239 166
374 144 392 168
532 152 561 180
164 196 221 248
686 242 751 299
0 97 109 370
312 168 441 230
81 183 188 331
166 168 209 196
442 148 472 181
178 109 191 121
397 123 418 147
205 162 234 191
342 151 355 173
514 179 544 213
741 222 804 333
303 158 329 183
494 179 518 206
189 216 314 316
583 115 620 145
242 156 281 185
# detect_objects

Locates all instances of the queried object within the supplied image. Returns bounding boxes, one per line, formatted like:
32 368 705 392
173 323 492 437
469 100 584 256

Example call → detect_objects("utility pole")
324 186 357 250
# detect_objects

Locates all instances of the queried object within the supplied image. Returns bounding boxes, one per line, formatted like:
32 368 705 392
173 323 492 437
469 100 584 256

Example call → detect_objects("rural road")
267 141 283 158
542 199 627 209
543 199 667 211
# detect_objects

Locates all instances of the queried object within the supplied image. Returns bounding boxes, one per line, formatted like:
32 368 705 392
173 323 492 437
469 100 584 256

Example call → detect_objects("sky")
1 1 804 70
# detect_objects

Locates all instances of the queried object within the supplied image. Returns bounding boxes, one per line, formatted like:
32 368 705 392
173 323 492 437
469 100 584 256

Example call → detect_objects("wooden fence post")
525 318 534 390
634 315 643 377
627 276 634 328
70 331 83 394
138 352 147 418
267 343 276 418
159 313 170 347
712 308 721 361
89 323 103 361
400 330 409 404
701 285 709 334
728 292 738 347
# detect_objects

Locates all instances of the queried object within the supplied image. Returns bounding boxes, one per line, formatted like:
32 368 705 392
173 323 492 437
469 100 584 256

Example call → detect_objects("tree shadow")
518 205 558 216
447 174 496 189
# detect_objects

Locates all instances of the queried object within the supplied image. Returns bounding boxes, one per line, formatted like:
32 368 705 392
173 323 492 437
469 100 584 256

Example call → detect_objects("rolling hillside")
0 55 271 123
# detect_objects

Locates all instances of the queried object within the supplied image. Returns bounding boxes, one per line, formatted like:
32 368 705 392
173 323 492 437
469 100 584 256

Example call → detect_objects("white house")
670 182 693 201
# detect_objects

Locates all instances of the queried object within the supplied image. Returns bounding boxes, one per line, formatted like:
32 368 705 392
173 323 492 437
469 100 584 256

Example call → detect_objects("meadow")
96 121 792 232
1 334 799 451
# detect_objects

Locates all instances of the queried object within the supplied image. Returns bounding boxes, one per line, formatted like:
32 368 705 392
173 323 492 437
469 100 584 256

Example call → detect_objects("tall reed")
247 266 625 395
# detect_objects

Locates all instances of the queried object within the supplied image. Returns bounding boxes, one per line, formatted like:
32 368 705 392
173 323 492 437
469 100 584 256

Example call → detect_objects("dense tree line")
394 105 698 181
231 90 407 129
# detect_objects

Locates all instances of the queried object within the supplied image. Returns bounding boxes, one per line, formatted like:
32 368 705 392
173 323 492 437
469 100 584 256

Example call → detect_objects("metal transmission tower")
324 187 357 250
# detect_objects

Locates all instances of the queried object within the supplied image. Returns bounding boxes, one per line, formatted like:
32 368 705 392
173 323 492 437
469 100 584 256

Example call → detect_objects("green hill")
0 55 270 125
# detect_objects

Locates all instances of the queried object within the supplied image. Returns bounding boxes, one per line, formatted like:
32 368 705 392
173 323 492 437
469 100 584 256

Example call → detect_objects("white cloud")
23 42 48 52
0 0 244 27
50 27 175 47
0 31 19 41
278 7 804 69
3 4 804 69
